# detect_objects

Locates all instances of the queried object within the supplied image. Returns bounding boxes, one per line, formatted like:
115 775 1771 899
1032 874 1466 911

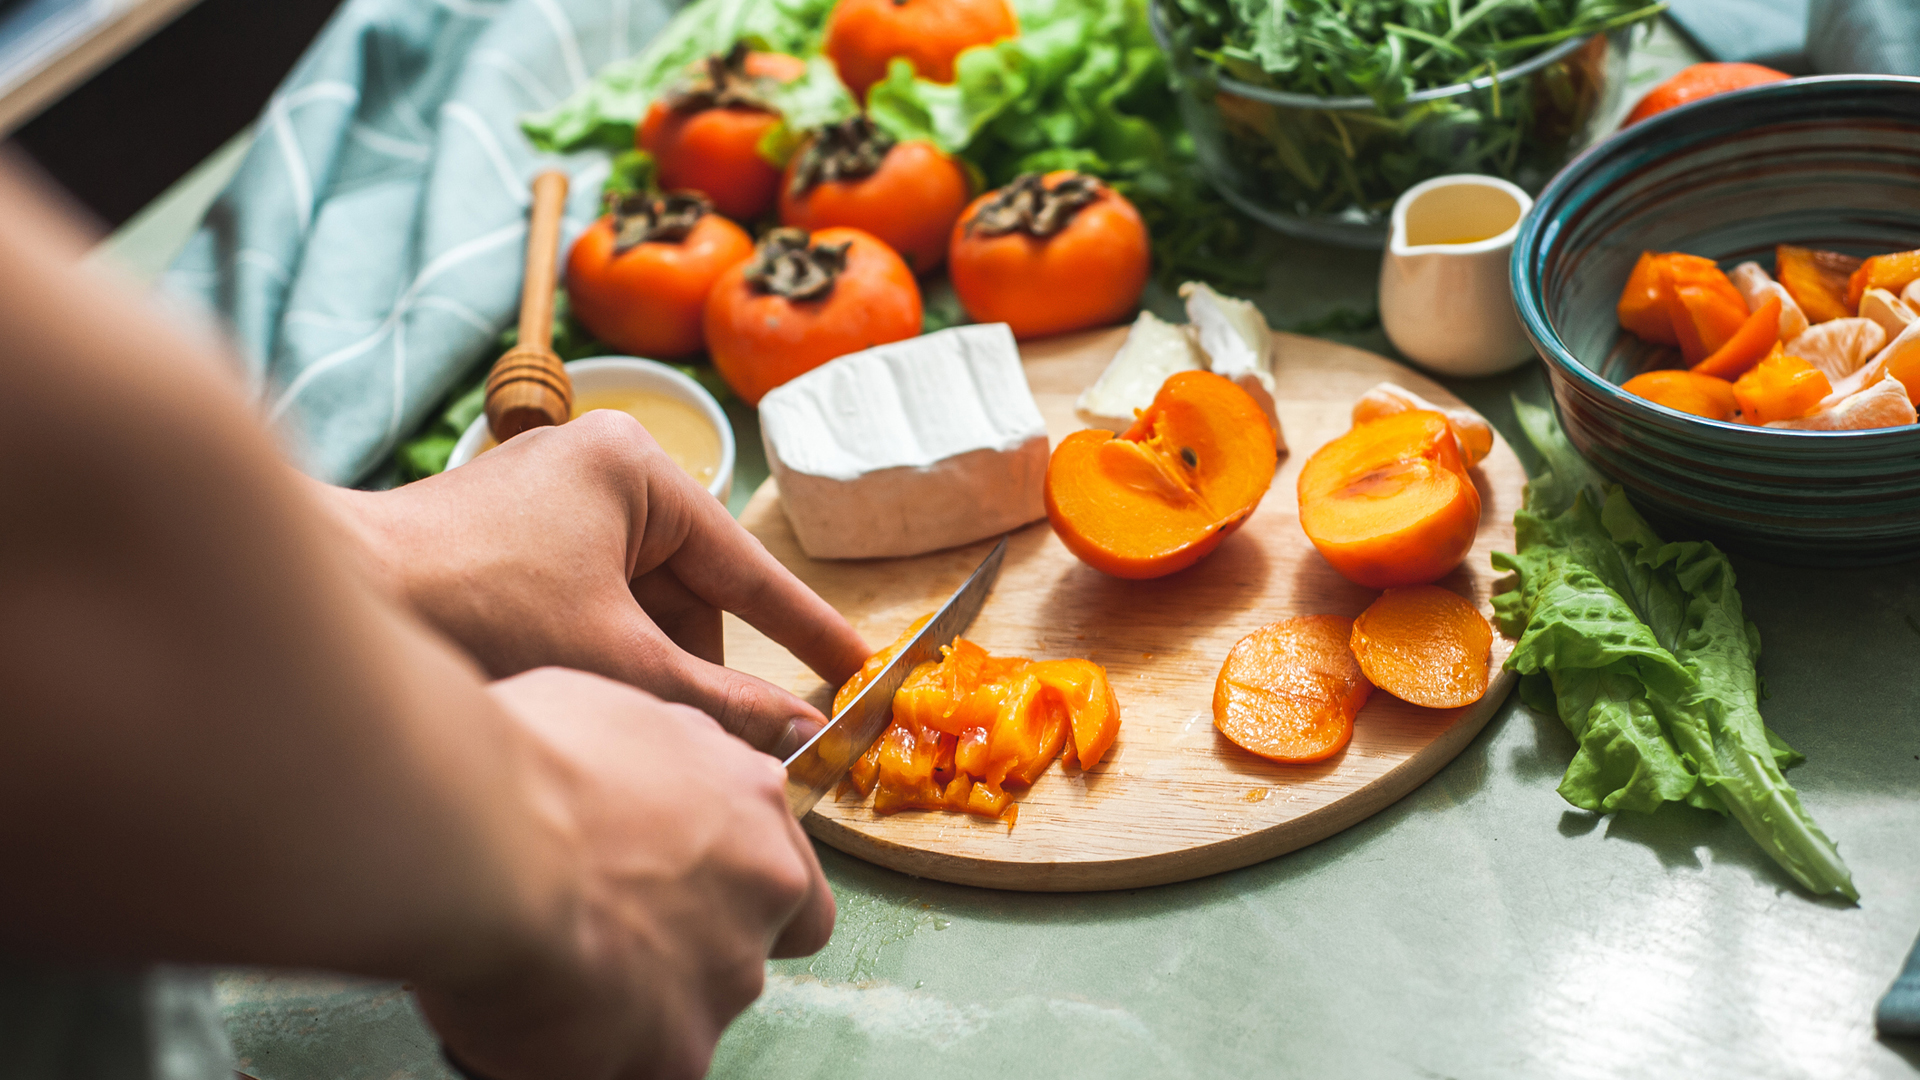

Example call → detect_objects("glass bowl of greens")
1150 0 1652 247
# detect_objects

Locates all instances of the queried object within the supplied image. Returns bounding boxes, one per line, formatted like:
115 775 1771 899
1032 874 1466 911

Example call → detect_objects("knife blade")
782 536 1007 818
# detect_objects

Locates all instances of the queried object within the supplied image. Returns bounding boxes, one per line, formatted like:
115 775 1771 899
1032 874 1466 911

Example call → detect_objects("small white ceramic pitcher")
1378 174 1534 377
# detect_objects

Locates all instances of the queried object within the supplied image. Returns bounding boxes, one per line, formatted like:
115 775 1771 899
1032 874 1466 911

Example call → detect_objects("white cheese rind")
759 323 1048 560
1074 311 1203 431
1181 280 1281 440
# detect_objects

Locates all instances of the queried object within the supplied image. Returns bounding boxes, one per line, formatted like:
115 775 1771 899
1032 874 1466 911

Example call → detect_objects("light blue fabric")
166 0 676 485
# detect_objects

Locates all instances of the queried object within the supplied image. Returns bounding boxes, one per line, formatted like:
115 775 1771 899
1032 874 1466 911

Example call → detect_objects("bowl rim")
1146 0 1603 112
1510 73 1920 444
447 355 736 496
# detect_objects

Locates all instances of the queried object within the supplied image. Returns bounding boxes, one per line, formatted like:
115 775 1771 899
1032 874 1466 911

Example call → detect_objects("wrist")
302 476 410 603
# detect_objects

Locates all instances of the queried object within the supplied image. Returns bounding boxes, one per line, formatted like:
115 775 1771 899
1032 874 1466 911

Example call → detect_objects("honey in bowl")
480 387 722 487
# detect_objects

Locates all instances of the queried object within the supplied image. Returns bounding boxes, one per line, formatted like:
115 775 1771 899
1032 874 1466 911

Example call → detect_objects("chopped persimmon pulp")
842 623 1121 824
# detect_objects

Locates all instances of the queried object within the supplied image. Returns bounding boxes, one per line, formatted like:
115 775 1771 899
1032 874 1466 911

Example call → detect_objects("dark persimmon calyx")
667 42 779 113
1046 370 1276 579
966 172 1103 238
744 228 851 300
607 191 711 254
788 115 896 196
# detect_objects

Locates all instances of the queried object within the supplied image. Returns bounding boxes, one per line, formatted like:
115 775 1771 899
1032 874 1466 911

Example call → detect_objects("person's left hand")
318 410 868 757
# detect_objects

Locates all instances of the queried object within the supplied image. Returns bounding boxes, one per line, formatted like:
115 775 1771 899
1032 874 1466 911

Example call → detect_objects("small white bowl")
1378 173 1535 377
448 356 735 502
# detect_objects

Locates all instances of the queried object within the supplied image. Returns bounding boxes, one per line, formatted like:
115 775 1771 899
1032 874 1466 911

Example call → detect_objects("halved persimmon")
1298 410 1481 589
1214 615 1372 763
1045 370 1278 579
1349 585 1492 709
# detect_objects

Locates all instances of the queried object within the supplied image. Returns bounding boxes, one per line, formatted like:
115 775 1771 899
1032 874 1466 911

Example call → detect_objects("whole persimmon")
638 44 807 222
565 192 754 358
949 171 1150 340
1624 62 1789 127
778 116 971 273
705 226 922 405
824 0 1017 100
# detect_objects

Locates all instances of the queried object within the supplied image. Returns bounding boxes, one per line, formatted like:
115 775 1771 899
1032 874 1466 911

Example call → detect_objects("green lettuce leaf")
521 0 837 152
1494 400 1855 900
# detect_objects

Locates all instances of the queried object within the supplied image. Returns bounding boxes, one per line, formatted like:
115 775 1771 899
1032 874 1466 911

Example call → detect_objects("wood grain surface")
722 326 1525 891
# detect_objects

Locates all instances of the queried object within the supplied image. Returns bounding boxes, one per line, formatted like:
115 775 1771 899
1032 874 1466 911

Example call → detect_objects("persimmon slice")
1349 585 1492 708
1298 410 1482 589
1046 370 1277 579
1776 245 1861 325
1621 369 1739 421
1214 615 1372 763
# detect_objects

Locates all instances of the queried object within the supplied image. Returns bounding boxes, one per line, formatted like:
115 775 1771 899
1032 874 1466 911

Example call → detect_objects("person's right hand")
416 667 833 1080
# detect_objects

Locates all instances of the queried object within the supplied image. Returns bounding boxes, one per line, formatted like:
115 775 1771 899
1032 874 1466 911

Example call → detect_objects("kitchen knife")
782 536 1007 818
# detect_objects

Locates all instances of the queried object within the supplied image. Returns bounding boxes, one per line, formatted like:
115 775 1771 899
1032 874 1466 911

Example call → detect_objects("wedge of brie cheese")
1073 311 1204 431
1180 281 1281 441
759 323 1048 560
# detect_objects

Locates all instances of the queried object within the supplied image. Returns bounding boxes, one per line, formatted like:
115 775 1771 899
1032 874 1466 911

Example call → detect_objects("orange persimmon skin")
824 0 1017 100
1776 244 1861 325
1298 410 1482 590
1046 370 1277 580
1848 249 1920 311
1623 62 1790 127
1214 615 1372 764
1691 294 1781 379
1621 368 1740 422
949 171 1150 339
704 226 922 405
1661 256 1750 364
638 51 807 222
1618 251 1681 346
564 211 754 358
1733 348 1831 424
779 140 971 272
1349 585 1492 709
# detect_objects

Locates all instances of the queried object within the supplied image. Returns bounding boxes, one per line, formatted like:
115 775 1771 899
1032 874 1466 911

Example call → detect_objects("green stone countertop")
97 23 1920 1079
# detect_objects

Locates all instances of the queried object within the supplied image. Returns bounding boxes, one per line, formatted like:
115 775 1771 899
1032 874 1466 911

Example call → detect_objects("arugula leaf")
1494 400 1856 900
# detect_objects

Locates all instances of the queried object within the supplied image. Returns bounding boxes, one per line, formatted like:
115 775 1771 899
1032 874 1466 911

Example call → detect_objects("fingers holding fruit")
565 193 754 359
705 226 922 405
639 45 807 222
779 116 971 273
950 171 1150 340
824 0 1017 100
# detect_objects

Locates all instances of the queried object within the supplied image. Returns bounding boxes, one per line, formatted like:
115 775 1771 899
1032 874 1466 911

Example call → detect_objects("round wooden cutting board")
722 326 1525 891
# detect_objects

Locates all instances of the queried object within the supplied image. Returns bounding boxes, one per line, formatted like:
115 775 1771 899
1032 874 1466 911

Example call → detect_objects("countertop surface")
97 23 1920 1080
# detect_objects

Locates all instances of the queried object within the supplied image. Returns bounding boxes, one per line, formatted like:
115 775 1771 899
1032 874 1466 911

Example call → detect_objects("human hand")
324 411 868 756
417 667 833 1080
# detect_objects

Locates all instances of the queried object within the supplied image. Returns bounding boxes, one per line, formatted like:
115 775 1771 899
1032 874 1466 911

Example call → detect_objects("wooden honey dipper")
485 169 574 442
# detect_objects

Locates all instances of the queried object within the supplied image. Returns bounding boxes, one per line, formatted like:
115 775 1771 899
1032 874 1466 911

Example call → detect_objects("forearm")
0 164 565 989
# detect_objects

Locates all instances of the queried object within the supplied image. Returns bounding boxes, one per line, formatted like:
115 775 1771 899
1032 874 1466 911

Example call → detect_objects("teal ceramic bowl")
1511 75 1920 567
